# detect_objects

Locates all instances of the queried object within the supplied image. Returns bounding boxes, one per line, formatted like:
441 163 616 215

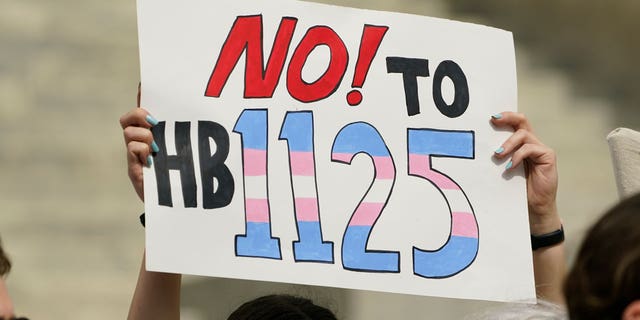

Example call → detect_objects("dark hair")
227 294 337 320
0 237 11 276
564 192 640 319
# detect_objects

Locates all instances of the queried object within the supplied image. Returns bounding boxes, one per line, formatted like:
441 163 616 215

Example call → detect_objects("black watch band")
531 225 564 250
139 213 145 228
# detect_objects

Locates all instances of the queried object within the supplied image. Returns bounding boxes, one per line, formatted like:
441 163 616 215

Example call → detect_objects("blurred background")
0 0 637 318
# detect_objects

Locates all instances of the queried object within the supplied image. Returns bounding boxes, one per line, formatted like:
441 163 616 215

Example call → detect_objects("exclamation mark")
347 25 389 106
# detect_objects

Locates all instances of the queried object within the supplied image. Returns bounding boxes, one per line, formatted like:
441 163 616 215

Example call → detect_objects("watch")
531 225 564 250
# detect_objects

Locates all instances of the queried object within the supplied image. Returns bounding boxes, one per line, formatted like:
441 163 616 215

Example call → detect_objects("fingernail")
495 146 504 154
146 114 159 126
492 113 503 119
151 140 160 153
147 155 153 167
505 160 513 170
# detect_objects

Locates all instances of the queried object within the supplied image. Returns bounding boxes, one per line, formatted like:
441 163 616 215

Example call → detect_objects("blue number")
331 122 400 272
233 109 281 259
408 129 478 278
279 111 334 263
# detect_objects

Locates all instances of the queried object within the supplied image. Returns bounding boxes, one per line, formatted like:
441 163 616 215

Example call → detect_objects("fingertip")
505 160 513 171
493 146 507 159
145 114 159 126
491 113 503 120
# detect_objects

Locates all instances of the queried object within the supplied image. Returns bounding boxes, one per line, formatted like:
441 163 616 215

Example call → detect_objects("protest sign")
137 0 535 302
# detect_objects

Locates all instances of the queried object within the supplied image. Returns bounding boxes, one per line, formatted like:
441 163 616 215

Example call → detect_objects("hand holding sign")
120 106 156 201
491 112 560 235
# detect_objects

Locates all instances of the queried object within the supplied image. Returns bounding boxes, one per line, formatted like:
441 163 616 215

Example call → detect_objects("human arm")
0 277 14 320
120 103 182 320
128 252 181 320
491 112 565 305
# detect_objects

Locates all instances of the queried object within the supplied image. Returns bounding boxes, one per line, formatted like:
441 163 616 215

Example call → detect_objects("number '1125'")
151 109 478 279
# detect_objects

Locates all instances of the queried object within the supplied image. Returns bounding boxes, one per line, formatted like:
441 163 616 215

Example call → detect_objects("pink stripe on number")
373 156 394 179
349 202 385 226
408 154 460 190
243 149 267 176
451 212 478 238
290 151 315 176
294 198 320 222
245 198 270 223
332 152 353 163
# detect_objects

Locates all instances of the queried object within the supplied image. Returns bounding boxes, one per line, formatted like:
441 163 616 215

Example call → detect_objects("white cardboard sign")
137 0 535 302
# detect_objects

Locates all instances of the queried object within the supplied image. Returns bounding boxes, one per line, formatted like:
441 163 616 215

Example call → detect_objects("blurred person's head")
564 192 640 320
0 237 14 319
227 294 337 320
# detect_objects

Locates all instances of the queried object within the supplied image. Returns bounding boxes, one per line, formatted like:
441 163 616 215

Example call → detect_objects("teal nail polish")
495 146 504 154
147 155 153 167
505 160 513 170
146 114 159 126
151 141 160 153
492 113 503 119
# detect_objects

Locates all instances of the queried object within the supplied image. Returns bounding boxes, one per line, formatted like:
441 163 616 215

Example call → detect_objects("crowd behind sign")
137 0 535 302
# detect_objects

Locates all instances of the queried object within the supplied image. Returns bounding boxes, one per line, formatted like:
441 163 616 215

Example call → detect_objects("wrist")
529 204 561 235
